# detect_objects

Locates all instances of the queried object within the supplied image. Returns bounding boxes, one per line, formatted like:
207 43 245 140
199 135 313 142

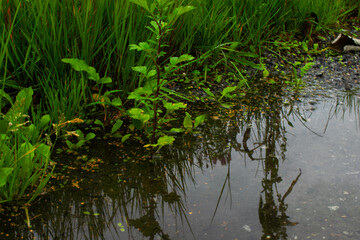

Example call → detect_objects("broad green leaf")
170 54 194 66
139 42 151 50
221 86 237 96
98 77 112 84
85 133 96 141
164 101 187 112
74 140 86 149
178 54 194 63
66 140 74 149
128 108 150 123
170 57 178 66
169 6 196 23
10 87 33 117
128 87 152 100
183 112 193 129
61 58 99 81
121 134 132 143
132 66 147 75
147 70 156 78
18 142 35 178
39 114 51 130
111 98 122 107
94 119 105 130
170 128 185 133
157 135 175 147
129 0 150 12
111 119 123 134
194 114 206 128
36 143 51 159
0 168 13 187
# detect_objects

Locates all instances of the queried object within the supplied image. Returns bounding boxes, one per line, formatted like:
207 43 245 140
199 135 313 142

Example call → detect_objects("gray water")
1 87 359 240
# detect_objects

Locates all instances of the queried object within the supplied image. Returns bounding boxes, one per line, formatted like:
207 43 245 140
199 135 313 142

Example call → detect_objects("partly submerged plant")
128 0 206 152
0 88 53 205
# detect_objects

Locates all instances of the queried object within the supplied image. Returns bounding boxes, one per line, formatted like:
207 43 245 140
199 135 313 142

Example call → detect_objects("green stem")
151 18 163 145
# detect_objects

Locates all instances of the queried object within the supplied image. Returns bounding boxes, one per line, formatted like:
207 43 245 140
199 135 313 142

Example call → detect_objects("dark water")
1 85 360 240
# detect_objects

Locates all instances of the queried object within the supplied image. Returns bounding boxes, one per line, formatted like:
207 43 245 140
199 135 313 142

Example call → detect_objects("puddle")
1 86 359 240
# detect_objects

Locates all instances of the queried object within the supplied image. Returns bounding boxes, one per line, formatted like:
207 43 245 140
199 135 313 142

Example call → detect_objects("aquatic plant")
128 0 206 151
0 88 53 205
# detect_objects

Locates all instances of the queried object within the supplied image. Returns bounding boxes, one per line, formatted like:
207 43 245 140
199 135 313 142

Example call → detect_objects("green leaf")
170 128 185 133
111 98 122 107
0 168 13 187
128 108 151 124
178 54 194 63
7 87 33 119
194 114 206 128
169 6 196 23
157 135 175 147
169 54 194 66
129 44 142 51
66 140 74 149
263 68 270 78
183 112 193 129
220 103 232 108
128 87 152 100
129 0 150 12
94 119 105 130
74 140 86 149
132 66 147 75
98 77 112 84
0 89 13 106
147 70 157 78
203 88 215 98
221 86 237 97
121 134 132 143
139 42 151 50
117 222 125 232
85 132 96 141
163 101 187 112
170 57 178 66
39 114 51 130
111 119 123 134
62 58 100 82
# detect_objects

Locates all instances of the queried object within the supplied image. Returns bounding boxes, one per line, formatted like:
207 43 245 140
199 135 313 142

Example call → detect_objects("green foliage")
65 130 96 152
128 0 198 150
0 88 53 204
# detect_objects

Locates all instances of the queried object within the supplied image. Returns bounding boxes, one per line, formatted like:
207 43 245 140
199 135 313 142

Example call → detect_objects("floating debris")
329 34 360 52
242 225 252 232
328 206 339 211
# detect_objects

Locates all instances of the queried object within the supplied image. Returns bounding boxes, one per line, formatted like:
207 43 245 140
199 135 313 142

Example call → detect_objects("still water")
1 85 360 240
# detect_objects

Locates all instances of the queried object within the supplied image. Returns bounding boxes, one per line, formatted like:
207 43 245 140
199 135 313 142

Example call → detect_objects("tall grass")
2 0 355 101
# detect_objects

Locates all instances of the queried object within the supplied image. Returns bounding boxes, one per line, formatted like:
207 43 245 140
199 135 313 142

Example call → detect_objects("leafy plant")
0 88 54 204
65 130 96 152
128 0 198 150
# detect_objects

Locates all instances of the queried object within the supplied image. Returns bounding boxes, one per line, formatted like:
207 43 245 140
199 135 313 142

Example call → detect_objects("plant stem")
151 18 163 145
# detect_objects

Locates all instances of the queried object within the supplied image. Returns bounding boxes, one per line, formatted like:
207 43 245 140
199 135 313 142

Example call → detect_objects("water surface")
1 85 359 240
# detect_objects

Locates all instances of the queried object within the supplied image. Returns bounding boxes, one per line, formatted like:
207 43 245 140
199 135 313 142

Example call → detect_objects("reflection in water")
0 84 359 239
